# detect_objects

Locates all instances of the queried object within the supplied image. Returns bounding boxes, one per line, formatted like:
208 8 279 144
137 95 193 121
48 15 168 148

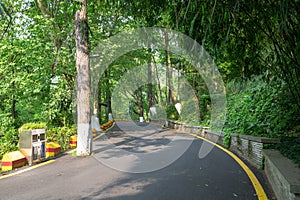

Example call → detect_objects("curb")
0 160 55 180
94 121 116 140
0 122 116 179
185 132 268 200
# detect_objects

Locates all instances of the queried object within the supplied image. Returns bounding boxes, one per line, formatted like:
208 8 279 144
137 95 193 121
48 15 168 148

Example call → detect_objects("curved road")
0 122 271 200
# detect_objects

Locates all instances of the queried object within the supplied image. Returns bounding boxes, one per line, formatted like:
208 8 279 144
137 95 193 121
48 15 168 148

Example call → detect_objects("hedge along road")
0 122 270 200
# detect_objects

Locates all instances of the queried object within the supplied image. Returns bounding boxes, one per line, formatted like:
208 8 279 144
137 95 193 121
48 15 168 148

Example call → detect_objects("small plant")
72 150 77 157
223 132 231 148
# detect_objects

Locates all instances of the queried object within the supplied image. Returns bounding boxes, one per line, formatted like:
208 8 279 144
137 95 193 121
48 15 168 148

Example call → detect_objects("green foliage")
198 94 211 124
183 70 211 125
47 126 76 151
1 121 46 159
18 122 46 131
0 0 299 167
277 136 300 167
41 78 74 127
0 120 75 159
223 132 231 148
0 116 18 159
0 0 11 20
224 76 299 137
166 105 179 120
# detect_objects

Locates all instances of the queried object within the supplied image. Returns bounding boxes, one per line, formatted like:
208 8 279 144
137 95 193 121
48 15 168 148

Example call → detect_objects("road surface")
0 122 271 200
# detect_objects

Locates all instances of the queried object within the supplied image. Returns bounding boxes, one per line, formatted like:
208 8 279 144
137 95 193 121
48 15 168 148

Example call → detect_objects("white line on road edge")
0 160 55 180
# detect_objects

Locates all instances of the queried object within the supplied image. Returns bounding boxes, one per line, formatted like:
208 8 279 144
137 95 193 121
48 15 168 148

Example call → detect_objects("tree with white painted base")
75 0 92 156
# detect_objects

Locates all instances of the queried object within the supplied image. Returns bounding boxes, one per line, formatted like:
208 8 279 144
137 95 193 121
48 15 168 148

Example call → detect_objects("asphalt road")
0 122 270 200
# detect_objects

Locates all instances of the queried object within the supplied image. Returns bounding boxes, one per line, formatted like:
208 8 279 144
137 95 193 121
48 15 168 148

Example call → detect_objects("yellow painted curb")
105 121 115 132
187 132 268 200
66 148 77 154
0 160 55 180
93 132 106 141
93 121 115 141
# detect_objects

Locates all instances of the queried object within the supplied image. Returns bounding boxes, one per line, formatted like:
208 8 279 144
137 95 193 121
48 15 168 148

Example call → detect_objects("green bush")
224 76 300 167
0 116 18 160
223 132 231 148
47 126 76 151
0 120 77 160
0 129 19 160
166 105 179 120
224 76 299 137
198 94 211 124
277 136 300 167
18 123 76 151
18 122 46 132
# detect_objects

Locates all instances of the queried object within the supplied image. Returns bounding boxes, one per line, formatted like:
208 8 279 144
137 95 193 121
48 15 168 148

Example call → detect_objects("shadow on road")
83 137 258 200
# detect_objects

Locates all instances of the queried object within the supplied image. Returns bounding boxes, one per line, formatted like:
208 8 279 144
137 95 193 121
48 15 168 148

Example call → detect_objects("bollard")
69 135 77 148
1 151 26 172
46 142 61 158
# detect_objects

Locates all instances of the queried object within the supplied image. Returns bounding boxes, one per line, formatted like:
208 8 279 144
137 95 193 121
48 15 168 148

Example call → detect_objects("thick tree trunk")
75 0 92 156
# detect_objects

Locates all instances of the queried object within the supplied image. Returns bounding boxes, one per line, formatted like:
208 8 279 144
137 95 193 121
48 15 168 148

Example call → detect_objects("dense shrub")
166 105 179 120
0 121 76 160
18 122 46 131
1 121 47 160
47 126 76 151
0 117 18 160
224 76 299 137
223 76 300 165
277 136 300 167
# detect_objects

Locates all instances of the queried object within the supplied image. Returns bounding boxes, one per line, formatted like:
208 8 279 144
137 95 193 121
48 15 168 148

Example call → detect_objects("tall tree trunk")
152 55 162 103
105 69 112 118
147 48 153 109
98 81 102 124
138 86 143 118
164 29 178 106
75 0 92 156
164 29 171 106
